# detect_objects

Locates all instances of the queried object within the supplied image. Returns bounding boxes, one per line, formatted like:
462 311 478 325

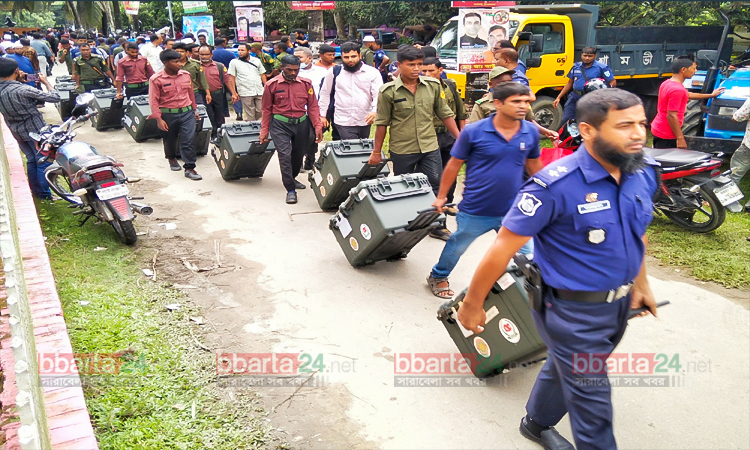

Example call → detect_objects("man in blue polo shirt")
554 46 615 126
426 82 542 298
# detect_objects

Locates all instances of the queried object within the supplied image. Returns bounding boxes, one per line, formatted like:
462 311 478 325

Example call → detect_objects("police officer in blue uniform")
458 89 660 450
554 46 616 127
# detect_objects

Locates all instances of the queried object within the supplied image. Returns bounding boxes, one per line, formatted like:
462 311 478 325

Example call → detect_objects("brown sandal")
427 275 454 299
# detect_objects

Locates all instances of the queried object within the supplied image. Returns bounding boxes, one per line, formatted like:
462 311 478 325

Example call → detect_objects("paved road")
41 67 750 449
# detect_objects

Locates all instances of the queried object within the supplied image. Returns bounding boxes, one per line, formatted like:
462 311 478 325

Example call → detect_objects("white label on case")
358 189 368 201
498 272 516 290
313 169 323 186
122 116 132 127
485 305 499 323
335 214 352 238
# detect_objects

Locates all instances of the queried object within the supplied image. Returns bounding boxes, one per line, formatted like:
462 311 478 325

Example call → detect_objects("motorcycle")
544 120 743 233
30 93 152 245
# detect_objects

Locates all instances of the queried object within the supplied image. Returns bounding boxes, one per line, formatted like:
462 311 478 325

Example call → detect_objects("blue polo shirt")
5 54 36 86
512 70 529 87
212 47 236 67
451 115 540 217
568 61 614 95
502 147 659 291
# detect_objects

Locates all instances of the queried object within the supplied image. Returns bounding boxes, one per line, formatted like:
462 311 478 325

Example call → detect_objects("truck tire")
682 100 703 137
640 95 658 123
532 96 562 132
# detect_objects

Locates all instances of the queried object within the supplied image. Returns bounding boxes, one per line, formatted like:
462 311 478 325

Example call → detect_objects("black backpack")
325 65 342 122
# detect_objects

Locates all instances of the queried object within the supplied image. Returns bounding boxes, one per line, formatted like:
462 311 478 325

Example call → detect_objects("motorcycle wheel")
661 183 726 233
111 218 137 245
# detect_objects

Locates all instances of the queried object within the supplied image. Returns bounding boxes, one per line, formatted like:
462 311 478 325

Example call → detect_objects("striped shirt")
0 80 60 141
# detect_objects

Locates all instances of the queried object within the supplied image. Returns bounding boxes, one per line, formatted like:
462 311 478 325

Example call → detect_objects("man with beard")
228 42 266 121
199 45 228 140
172 42 211 106
319 41 382 140
458 88 660 450
260 55 323 204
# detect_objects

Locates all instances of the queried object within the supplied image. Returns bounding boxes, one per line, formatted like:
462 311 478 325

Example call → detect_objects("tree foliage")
14 10 57 29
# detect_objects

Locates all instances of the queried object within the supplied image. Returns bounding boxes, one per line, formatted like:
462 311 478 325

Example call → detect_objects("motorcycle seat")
643 147 710 168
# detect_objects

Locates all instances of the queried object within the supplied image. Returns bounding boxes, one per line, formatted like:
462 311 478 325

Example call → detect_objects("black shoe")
168 158 181 171
429 227 452 241
236 114 243 121
519 417 575 450
184 169 203 181
286 191 298 204
294 180 307 190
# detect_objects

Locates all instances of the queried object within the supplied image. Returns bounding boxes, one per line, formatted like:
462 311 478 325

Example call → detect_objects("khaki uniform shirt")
374 76 454 155
182 59 210 93
273 51 289 70
468 92 534 124
434 78 467 129
58 49 74 74
361 47 374 66
73 55 108 81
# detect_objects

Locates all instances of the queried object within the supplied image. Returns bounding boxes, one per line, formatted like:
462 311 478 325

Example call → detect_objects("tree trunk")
333 10 346 40
112 1 122 30
67 1 81 29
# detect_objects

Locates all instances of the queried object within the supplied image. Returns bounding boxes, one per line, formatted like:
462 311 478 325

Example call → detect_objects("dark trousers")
437 131 457 203
526 288 631 450
14 135 52 199
652 136 678 149
194 91 207 106
335 124 371 140
160 110 197 170
125 84 149 98
205 90 226 137
270 118 314 191
82 82 104 93
390 150 442 196
560 93 580 126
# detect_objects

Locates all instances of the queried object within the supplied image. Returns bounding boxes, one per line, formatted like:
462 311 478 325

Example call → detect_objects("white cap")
3 35 10 41
11 42 22 49
181 38 194 44
363 35 375 42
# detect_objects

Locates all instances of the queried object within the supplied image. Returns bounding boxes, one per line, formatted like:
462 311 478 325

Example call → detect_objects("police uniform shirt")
182 58 210 93
73 55 108 81
374 75 454 155
502 146 659 291
568 61 614 95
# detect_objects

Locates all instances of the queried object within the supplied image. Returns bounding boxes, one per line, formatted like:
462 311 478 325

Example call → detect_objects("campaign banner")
183 1 208 14
233 1 261 5
124 1 140 15
183 15 215 46
452 1 515 7
457 8 510 72
235 7 264 42
290 1 336 10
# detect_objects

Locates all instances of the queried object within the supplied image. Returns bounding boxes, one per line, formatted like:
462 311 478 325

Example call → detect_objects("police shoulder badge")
440 90 446 99
308 88 313 95
585 193 598 203
518 193 543 217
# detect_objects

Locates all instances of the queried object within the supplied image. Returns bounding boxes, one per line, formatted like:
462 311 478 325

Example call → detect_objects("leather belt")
273 114 307 124
126 82 149 88
435 126 448 134
573 90 583 96
160 106 193 114
553 283 633 304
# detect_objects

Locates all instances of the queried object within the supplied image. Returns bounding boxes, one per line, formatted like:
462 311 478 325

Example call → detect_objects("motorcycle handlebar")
76 110 99 123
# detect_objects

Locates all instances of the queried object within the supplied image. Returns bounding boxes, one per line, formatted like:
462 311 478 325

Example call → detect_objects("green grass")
37 202 278 450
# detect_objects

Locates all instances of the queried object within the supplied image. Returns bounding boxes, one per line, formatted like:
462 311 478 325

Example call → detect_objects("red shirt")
200 61 229 93
148 70 197 120
261 74 322 136
116 55 154 83
651 79 689 139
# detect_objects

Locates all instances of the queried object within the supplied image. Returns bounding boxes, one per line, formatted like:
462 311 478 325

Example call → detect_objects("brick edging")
0 120 99 450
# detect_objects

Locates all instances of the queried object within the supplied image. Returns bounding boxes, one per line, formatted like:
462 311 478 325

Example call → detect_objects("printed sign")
183 15 215 46
124 1 140 15
235 7 264 42
291 1 336 10
183 1 208 14
457 8 510 72
452 1 515 6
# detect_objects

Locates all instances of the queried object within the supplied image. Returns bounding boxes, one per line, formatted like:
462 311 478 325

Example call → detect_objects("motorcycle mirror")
76 92 95 105
566 122 580 138
28 132 42 142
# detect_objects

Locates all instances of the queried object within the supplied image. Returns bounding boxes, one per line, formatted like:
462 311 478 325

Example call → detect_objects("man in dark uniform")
554 47 616 126
460 12 487 47
172 42 211 106
458 89 660 450
260 55 323 204
115 43 154 99
198 45 227 140
148 50 203 181
73 43 114 93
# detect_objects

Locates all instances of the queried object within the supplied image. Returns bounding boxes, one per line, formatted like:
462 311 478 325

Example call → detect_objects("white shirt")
319 63 383 127
298 64 328 99
139 42 163 72
227 56 266 97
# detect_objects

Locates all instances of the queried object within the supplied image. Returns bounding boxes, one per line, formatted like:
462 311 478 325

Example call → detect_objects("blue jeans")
431 210 533 279
15 136 52 199
560 93 580 127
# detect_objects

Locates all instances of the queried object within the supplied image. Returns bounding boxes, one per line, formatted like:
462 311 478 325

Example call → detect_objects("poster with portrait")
457 8 510 72
183 15 215 46
235 7 264 42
